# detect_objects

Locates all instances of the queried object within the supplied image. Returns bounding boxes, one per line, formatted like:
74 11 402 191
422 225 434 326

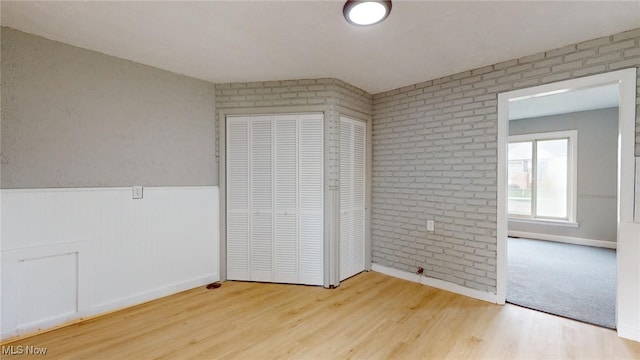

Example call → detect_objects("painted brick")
599 39 636 54
518 52 545 64
625 47 640 58
452 70 473 80
512 78 540 89
576 36 611 50
546 44 577 58
471 65 494 76
573 65 607 77
564 49 597 62
523 67 551 78
541 72 571 83
534 56 562 68
507 63 533 74
493 59 518 70
613 28 640 42
372 27 640 294
552 60 583 72
610 58 640 70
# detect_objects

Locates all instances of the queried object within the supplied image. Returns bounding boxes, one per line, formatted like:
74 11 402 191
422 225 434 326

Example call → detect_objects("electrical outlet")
133 186 143 199
427 220 435 232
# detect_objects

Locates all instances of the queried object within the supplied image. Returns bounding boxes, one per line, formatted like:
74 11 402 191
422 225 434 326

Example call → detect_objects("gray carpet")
506 237 616 329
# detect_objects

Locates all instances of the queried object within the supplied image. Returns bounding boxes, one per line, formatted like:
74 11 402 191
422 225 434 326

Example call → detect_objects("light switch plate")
133 186 143 199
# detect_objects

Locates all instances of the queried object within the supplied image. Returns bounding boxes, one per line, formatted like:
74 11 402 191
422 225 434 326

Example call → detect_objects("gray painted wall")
372 28 639 293
509 108 618 243
1 27 217 188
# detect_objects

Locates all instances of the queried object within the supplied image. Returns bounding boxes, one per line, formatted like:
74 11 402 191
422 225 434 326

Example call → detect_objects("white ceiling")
509 84 619 120
1 1 639 94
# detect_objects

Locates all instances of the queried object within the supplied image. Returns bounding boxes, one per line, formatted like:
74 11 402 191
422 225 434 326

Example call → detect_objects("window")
508 130 577 223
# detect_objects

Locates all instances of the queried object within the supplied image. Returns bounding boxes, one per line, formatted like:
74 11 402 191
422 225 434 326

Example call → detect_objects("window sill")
508 218 579 228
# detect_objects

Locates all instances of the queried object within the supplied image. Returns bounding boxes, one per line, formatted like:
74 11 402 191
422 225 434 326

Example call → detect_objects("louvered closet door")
250 116 274 282
273 115 299 284
226 114 323 286
226 117 250 281
339 116 366 281
298 114 324 285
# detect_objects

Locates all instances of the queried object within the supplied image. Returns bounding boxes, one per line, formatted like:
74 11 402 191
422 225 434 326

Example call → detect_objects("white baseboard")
371 263 497 304
90 273 219 314
508 231 616 249
0 274 218 340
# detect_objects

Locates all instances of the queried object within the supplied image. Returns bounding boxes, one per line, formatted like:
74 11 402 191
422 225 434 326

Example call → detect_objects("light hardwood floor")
3 271 640 359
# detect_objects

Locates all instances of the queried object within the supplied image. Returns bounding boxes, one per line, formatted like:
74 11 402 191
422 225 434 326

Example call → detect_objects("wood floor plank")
3 271 639 359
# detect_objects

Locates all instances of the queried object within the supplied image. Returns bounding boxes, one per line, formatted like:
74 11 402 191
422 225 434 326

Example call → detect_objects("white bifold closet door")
339 116 366 281
226 114 323 286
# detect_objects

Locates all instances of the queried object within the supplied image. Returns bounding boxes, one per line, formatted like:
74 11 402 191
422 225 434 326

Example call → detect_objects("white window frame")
508 130 578 224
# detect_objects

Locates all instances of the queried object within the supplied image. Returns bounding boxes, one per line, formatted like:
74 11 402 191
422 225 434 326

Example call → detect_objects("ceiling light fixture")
343 0 392 26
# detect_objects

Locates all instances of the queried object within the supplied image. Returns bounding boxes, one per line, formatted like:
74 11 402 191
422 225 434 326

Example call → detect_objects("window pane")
508 142 532 216
536 139 568 218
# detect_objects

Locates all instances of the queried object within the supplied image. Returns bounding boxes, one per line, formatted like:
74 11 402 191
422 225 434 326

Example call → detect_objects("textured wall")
372 28 640 293
0 27 217 188
509 108 618 243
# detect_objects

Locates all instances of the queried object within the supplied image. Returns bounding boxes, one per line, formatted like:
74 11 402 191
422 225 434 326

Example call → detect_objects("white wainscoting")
1 186 219 339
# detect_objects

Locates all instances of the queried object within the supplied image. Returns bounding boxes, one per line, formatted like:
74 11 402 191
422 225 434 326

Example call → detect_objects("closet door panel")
226 117 250 280
250 117 273 281
274 213 297 283
298 215 323 285
274 116 299 283
339 120 353 279
339 117 366 281
352 121 367 273
251 212 273 281
299 115 324 211
298 114 324 285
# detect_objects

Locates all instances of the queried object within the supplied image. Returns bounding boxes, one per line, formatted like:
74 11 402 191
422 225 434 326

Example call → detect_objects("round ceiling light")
343 0 392 26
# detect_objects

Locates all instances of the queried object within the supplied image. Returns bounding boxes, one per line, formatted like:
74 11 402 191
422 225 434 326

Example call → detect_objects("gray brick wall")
371 27 640 293
215 77 373 190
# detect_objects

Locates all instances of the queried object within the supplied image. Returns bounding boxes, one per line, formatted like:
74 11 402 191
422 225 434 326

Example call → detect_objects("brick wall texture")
215 28 639 295
371 27 640 293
